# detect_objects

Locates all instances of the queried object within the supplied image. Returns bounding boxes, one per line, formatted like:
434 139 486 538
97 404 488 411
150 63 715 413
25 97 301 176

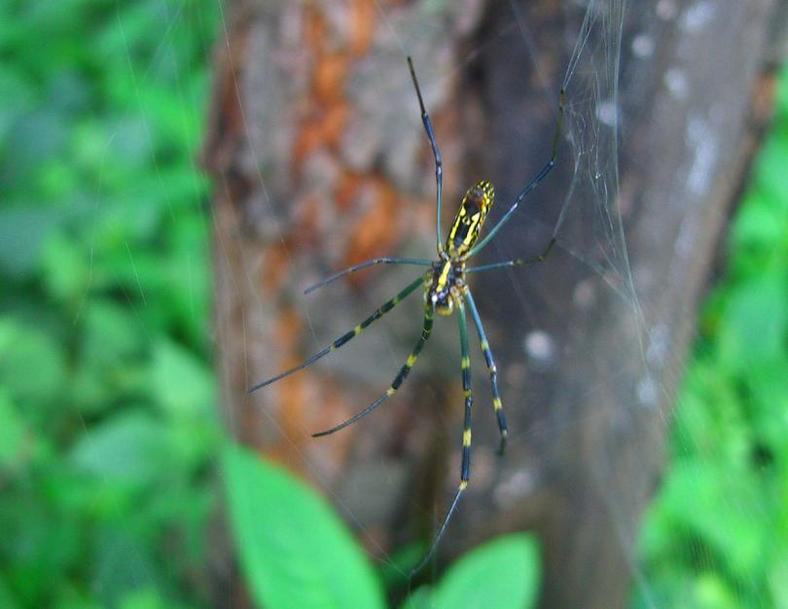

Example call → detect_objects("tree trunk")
201 1 780 608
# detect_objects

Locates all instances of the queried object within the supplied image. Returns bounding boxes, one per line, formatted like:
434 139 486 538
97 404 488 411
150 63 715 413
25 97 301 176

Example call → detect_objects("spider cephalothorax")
249 56 564 574
427 259 463 315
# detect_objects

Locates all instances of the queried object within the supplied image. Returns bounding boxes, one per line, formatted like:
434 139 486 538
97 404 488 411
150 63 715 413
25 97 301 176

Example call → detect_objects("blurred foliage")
0 1 220 607
223 443 541 609
634 66 788 609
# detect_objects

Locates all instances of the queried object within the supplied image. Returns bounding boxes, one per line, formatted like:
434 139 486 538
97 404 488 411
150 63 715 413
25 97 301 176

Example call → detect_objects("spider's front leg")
407 56 444 253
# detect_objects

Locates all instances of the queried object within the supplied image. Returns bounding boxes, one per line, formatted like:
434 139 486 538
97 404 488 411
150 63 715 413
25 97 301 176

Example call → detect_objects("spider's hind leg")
464 289 508 454
411 298 474 575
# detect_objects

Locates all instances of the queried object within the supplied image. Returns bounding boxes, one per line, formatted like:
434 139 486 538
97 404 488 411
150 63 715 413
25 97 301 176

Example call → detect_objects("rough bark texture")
201 1 781 608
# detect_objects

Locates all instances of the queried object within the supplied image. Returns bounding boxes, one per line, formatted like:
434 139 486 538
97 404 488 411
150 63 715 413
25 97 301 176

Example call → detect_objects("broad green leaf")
432 533 540 609
222 443 385 609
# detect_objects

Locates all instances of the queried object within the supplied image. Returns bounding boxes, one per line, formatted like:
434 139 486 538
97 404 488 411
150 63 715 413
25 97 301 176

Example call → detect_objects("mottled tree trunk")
201 1 780 608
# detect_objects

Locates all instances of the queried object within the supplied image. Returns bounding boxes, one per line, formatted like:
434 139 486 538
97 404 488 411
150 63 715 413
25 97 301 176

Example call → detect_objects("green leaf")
379 541 426 589
653 460 768 580
769 553 788 609
0 389 27 471
69 411 171 486
717 275 786 374
399 585 432 609
432 533 540 609
0 573 20 609
222 443 385 609
117 588 168 609
0 318 66 410
92 529 159 609
40 231 90 303
151 338 213 419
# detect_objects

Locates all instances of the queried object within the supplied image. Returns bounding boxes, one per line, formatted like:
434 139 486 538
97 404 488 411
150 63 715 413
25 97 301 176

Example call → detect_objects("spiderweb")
218 0 652 591
214 0 654 596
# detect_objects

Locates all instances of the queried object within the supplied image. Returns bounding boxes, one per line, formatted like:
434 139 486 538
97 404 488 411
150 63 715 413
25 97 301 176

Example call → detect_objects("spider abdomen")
445 180 494 257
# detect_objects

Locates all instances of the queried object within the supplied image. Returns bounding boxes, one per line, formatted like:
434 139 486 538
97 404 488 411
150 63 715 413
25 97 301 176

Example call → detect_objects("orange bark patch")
292 1 378 168
334 170 364 211
263 308 356 477
349 0 376 56
264 307 306 465
314 53 348 103
262 239 292 293
344 175 402 277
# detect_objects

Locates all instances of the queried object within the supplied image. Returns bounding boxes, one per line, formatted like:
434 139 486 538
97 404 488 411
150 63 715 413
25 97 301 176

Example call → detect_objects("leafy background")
1 2 786 608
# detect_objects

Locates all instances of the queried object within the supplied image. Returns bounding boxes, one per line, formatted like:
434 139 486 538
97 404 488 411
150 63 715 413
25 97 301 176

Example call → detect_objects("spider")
250 57 564 572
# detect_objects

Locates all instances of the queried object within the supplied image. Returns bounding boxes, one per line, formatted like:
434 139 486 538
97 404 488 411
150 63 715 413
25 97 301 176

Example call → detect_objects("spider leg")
465 237 556 274
468 89 566 257
464 289 507 454
407 56 444 254
304 257 432 295
248 274 426 393
313 304 434 437
412 298 473 575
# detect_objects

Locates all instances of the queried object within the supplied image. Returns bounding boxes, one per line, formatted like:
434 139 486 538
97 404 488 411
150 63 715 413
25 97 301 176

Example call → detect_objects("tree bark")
201 1 781 608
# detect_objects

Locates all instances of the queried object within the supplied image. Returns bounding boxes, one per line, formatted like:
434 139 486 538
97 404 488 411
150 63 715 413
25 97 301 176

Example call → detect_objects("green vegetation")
1 1 785 607
224 443 541 609
0 2 220 607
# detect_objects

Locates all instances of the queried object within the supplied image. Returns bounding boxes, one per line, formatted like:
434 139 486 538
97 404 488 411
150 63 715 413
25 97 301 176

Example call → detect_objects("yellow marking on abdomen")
446 180 494 256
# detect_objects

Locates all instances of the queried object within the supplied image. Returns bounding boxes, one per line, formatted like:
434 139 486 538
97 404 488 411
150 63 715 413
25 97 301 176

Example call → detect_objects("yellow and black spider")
250 57 564 571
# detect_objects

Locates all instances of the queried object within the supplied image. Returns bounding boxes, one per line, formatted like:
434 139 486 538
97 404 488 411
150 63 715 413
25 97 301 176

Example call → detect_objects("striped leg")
458 299 473 489
407 56 444 253
467 89 566 257
464 290 508 454
313 304 435 437
248 275 426 393
412 298 473 575
303 257 432 295
466 237 556 275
